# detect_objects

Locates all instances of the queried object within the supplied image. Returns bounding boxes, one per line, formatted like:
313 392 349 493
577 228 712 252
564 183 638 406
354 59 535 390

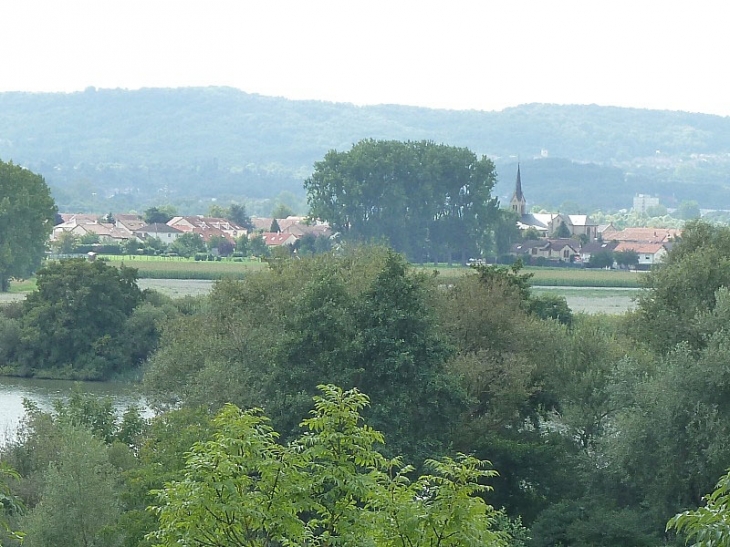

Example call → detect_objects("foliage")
20 425 122 547
271 203 294 219
10 258 151 379
249 234 269 257
589 249 614 268
0 160 57 291
168 232 206 258
527 293 573 325
51 231 79 254
668 469 730 546
614 249 639 268
632 220 730 352
144 247 465 462
554 222 572 238
305 139 499 262
150 385 507 547
678 200 701 220
0 464 23 545
143 207 174 224
227 203 253 229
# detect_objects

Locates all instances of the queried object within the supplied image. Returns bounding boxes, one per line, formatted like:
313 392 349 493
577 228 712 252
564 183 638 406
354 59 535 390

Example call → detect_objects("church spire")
510 163 526 216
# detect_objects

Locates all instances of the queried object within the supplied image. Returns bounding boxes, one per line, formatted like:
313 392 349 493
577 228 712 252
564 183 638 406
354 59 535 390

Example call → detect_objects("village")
49 165 680 270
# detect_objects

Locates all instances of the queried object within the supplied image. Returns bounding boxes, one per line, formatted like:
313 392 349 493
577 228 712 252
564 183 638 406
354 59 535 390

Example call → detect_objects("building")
633 194 660 214
509 164 527 216
510 167 597 239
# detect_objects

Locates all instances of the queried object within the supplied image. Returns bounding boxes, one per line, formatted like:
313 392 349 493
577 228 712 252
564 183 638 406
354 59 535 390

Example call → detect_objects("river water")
0 376 148 444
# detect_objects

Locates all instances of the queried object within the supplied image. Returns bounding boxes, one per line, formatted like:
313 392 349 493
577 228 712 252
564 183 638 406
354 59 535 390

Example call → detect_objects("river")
0 376 148 444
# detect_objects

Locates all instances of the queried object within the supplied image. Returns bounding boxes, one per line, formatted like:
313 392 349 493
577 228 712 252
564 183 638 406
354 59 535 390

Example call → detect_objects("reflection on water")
0 376 148 444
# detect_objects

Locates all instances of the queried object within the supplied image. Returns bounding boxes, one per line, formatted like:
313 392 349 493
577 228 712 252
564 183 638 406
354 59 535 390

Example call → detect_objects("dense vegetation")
4 222 730 544
0 259 173 380
2 88 730 213
0 160 56 291
305 140 501 262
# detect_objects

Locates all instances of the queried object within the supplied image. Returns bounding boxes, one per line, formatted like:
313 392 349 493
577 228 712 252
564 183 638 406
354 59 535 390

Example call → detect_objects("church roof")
512 164 524 202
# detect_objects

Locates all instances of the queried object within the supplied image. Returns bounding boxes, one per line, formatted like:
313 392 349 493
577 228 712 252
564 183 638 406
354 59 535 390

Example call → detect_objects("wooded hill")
1 86 729 213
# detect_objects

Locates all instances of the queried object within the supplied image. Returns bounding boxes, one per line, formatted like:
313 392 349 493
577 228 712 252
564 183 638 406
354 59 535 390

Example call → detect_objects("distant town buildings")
633 194 660 214
510 165 598 239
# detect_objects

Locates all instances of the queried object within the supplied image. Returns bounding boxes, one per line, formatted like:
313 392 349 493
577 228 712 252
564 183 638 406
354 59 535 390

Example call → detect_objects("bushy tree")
305 139 499 262
20 425 122 547
0 464 23 545
143 206 174 225
0 160 57 291
13 259 145 379
614 249 639 268
589 249 614 268
144 247 465 462
227 203 253 229
631 220 730 352
168 232 206 258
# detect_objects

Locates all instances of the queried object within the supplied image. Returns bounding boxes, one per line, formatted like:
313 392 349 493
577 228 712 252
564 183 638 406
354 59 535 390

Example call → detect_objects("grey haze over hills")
1 86 729 214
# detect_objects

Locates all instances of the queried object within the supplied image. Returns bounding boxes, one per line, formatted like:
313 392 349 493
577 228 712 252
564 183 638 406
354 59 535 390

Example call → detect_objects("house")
580 240 619 264
114 213 147 234
510 165 597 239
167 216 248 242
277 216 332 238
614 241 669 268
511 238 580 262
259 232 299 247
51 214 135 244
134 223 184 243
601 227 680 243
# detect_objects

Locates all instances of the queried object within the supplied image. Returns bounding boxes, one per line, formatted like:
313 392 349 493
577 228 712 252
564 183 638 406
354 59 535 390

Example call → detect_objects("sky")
3 0 729 116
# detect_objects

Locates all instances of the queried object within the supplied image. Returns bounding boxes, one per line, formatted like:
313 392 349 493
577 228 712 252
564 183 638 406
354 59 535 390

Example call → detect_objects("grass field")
99 257 646 287
99 255 268 279
418 265 646 288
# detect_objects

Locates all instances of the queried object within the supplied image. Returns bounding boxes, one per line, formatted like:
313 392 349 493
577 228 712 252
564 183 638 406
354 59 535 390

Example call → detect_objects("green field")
103 257 645 287
31 256 650 287
98 255 268 279
418 265 646 288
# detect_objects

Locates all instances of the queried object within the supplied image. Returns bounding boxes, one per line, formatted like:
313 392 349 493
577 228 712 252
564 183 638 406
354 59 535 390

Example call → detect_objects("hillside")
1 87 729 213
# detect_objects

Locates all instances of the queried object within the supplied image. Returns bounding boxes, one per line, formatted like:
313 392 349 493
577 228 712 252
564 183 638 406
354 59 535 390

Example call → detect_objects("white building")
633 194 660 214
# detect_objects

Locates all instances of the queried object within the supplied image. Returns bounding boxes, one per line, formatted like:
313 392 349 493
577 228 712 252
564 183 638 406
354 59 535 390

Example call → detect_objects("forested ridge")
4 224 730 544
2 87 730 213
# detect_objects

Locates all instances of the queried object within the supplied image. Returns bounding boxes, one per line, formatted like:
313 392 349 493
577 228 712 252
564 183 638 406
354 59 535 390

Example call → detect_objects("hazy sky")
3 0 729 116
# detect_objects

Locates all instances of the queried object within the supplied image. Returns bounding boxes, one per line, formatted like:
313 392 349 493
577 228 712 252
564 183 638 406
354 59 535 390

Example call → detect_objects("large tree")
304 140 499 262
14 258 145 379
0 160 57 291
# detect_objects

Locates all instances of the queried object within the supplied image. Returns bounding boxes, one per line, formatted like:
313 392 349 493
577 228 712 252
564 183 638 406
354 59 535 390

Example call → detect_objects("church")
509 165 597 240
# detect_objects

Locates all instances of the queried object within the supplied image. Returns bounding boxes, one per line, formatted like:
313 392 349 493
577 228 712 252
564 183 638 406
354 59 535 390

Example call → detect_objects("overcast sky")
3 0 729 116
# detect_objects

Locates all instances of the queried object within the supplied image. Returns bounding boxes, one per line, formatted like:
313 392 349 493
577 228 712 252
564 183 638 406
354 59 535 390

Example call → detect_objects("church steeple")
510 163 526 216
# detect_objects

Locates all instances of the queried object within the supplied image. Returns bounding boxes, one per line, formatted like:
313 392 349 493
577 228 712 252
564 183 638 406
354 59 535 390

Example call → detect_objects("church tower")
509 164 526 216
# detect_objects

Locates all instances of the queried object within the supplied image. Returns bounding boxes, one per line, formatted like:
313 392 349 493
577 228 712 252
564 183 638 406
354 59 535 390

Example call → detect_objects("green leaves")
304 139 498 262
668 470 730 546
0 160 57 291
150 385 506 547
12 258 147 379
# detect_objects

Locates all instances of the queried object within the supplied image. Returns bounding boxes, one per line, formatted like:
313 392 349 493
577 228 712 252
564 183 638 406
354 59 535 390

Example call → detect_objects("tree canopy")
0 160 56 291
150 385 507 547
304 139 499 262
7 258 153 379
